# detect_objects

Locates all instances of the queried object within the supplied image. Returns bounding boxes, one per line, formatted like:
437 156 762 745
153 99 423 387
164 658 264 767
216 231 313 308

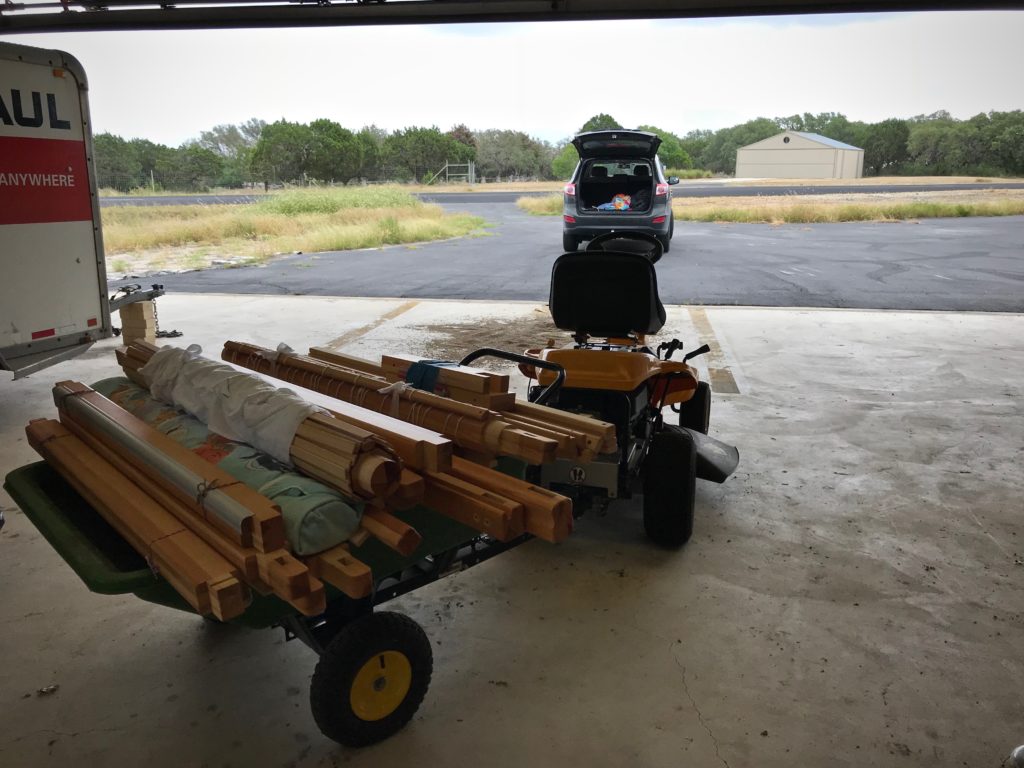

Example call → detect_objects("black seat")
634 165 650 178
587 232 662 262
590 166 608 179
549 251 666 338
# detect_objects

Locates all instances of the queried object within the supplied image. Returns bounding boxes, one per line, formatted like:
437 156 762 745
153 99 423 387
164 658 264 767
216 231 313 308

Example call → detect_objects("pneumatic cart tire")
642 426 696 547
562 233 578 252
310 612 433 747
677 381 711 434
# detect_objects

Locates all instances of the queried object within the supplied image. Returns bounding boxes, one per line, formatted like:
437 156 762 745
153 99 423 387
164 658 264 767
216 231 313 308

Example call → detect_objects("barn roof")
791 132 862 150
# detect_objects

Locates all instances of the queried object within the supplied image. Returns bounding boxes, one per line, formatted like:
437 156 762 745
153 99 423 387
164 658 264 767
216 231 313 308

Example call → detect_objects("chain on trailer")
109 284 182 338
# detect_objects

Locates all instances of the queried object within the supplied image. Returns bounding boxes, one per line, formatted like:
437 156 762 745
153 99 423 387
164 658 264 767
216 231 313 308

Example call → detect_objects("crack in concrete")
10 726 125 744
675 654 731 768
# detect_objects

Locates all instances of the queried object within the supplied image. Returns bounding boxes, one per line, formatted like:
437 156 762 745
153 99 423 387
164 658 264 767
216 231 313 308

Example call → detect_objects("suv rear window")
586 162 651 179
577 138 654 154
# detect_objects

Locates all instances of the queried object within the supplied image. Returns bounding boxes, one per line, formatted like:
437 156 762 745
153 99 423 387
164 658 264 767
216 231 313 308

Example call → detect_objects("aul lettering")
0 90 72 130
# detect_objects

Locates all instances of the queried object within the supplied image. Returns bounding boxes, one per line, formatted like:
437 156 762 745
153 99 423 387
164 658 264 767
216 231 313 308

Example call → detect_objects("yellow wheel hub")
349 651 413 722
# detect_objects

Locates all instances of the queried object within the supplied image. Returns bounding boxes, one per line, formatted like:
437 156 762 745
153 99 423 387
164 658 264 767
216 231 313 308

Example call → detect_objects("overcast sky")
8 10 1023 146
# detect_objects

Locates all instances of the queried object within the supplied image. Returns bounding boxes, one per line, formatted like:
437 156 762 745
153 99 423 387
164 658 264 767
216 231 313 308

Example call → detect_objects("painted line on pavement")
687 306 741 395
324 300 420 349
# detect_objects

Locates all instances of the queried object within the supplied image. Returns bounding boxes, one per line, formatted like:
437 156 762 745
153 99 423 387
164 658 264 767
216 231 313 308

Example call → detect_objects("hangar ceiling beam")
2 0 1023 33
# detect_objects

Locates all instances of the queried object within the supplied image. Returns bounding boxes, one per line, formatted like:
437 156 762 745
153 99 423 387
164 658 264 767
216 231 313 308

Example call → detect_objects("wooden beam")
25 419 252 620
422 472 525 541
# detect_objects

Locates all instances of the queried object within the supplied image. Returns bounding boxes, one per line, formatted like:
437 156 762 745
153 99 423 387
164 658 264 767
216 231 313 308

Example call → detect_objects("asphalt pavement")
109 200 1024 312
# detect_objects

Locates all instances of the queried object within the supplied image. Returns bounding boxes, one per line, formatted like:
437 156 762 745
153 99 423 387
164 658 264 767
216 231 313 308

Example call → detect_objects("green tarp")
92 377 362 555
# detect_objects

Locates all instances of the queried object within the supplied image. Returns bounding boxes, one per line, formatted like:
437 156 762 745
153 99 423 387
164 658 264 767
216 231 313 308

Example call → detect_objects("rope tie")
378 380 413 419
195 477 225 508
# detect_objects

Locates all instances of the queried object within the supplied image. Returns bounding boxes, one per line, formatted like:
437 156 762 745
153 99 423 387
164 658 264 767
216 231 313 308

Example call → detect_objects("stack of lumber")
42 380 379 606
117 342 403 504
119 301 157 345
309 346 618 458
117 341 576 549
222 340 559 465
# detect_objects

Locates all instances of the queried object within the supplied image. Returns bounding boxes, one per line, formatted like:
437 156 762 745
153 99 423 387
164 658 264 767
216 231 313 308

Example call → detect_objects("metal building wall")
734 133 864 179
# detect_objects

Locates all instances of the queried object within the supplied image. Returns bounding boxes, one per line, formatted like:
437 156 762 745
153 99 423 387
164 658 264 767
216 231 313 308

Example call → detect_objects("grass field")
517 189 1024 223
103 187 484 275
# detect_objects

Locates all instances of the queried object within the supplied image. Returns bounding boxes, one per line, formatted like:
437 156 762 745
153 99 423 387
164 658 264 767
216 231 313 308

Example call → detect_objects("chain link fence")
98 168 548 195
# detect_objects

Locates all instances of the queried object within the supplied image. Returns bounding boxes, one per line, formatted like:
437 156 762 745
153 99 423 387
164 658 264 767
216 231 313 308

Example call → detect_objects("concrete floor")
1 295 1021 767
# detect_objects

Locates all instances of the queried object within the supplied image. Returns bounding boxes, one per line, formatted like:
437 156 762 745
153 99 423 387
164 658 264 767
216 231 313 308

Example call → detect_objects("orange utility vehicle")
478 233 739 546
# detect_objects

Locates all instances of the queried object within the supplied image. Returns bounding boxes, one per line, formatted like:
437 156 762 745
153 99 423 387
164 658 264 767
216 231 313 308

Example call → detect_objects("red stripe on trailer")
0 136 93 226
87 317 98 327
31 328 56 340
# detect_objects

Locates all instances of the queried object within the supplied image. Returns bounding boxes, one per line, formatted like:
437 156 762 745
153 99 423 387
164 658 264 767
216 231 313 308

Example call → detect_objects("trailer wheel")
310 612 433 747
677 381 711 434
642 426 696 547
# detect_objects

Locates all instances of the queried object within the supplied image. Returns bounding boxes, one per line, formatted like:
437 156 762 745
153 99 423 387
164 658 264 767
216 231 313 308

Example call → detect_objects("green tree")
307 119 361 182
353 125 387 180
679 129 713 169
384 126 473 182
702 117 780 174
195 119 264 187
447 123 476 153
637 125 692 169
156 143 223 191
475 129 547 178
551 143 578 179
250 120 313 183
862 118 910 175
579 113 622 132
92 132 143 190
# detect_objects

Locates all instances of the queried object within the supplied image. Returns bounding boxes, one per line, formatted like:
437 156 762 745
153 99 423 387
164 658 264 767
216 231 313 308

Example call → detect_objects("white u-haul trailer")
0 41 161 379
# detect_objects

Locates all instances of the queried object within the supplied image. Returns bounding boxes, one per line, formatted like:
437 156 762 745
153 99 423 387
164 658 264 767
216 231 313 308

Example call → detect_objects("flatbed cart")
3 459 533 747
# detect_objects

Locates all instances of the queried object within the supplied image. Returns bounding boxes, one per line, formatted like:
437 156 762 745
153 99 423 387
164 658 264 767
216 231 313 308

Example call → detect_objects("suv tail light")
564 183 576 196
652 216 667 224
655 183 669 196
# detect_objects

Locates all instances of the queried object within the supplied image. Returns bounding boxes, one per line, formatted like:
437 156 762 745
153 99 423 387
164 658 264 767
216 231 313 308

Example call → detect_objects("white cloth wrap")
140 344 324 465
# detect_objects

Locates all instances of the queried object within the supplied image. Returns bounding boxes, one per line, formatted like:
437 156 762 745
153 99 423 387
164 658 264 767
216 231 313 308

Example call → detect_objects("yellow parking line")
686 307 740 395
323 300 420 349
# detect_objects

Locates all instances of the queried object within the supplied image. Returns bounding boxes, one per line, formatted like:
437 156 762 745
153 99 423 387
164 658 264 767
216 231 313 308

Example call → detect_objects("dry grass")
517 194 563 215
517 189 1024 223
102 188 484 275
728 175 1024 186
672 189 1024 223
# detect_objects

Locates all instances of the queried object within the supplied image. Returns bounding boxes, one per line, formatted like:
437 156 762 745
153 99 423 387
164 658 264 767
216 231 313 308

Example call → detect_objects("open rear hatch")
571 130 662 214
572 130 662 159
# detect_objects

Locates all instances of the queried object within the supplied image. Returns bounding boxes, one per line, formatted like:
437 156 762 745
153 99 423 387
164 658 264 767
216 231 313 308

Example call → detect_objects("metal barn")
735 131 864 179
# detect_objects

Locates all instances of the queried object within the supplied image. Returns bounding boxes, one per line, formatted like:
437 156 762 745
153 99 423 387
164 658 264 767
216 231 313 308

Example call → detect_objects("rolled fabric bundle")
92 377 363 556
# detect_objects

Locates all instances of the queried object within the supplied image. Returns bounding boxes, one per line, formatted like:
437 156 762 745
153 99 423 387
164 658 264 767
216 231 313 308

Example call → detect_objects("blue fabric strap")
405 360 459 392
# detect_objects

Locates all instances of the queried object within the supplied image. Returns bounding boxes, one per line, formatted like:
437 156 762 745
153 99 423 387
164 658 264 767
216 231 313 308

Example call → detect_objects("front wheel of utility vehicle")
310 611 433 747
562 233 578 252
642 426 696 547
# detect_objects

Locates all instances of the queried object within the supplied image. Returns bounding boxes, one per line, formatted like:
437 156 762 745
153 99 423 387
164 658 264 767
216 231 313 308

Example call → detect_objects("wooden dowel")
360 507 422 556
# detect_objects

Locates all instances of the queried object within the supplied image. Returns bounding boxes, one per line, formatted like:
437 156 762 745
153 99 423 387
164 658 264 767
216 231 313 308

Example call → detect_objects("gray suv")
562 130 679 252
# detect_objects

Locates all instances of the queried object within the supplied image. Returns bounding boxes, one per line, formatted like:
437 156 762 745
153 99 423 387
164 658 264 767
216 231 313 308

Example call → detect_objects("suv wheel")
562 233 578 252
